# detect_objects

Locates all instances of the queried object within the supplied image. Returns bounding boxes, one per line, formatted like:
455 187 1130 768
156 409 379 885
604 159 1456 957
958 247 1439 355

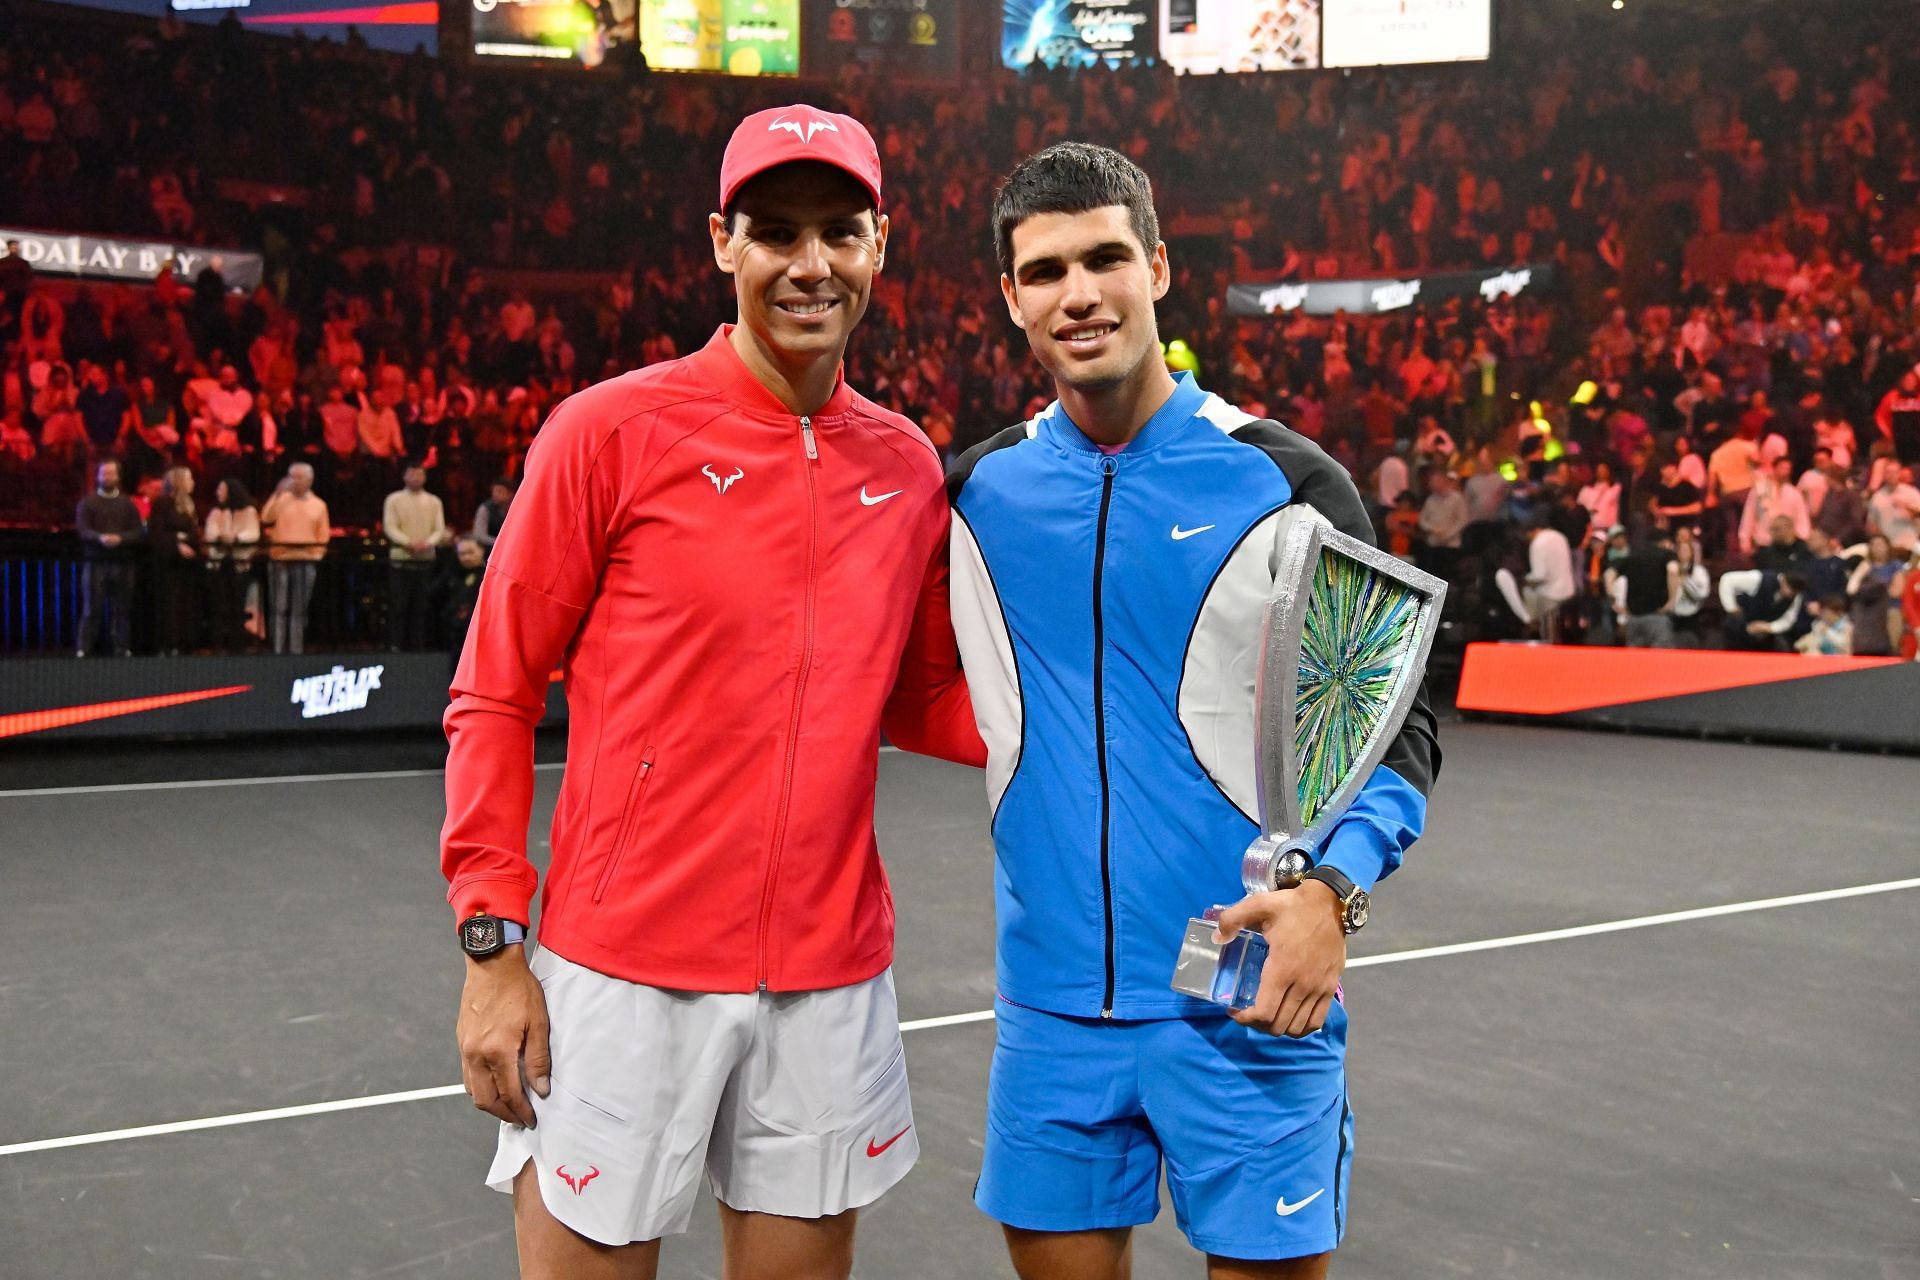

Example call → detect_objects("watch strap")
1302 864 1357 901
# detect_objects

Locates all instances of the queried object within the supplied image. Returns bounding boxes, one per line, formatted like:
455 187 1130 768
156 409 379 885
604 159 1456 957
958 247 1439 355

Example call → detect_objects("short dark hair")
991 142 1161 279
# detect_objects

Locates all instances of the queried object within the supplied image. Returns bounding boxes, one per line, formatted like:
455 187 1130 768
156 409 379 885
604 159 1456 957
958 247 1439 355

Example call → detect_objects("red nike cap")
719 105 883 212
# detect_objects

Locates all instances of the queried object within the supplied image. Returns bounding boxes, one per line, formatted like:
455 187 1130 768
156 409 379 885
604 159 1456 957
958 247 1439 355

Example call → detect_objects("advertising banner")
1226 264 1553 318
0 653 569 743
0 227 263 291
1001 0 1152 70
474 0 797 73
802 0 959 80
1321 0 1491 69
1160 0 1320 74
52 0 437 54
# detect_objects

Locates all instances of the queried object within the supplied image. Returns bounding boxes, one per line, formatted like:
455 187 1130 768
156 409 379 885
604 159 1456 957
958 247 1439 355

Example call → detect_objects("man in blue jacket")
949 143 1441 1278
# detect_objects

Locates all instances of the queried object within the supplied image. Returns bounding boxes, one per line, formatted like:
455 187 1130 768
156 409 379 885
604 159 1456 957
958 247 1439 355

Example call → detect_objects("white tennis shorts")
487 946 917 1245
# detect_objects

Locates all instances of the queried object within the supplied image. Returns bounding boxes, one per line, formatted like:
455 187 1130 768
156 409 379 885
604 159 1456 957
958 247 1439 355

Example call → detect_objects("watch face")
1345 890 1371 933
462 916 501 954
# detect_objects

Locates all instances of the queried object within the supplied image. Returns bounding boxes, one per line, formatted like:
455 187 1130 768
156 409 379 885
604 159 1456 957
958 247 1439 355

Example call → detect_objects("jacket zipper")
1093 457 1117 1017
592 746 656 903
755 414 820 988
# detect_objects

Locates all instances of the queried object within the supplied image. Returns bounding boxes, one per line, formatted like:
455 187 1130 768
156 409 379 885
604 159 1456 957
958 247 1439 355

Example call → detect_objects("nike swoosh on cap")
860 486 904 506
1275 1188 1324 1217
1170 524 1216 540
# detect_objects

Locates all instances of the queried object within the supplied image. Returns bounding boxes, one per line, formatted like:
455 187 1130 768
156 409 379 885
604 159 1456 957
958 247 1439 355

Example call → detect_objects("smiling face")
1001 204 1169 396
710 162 886 369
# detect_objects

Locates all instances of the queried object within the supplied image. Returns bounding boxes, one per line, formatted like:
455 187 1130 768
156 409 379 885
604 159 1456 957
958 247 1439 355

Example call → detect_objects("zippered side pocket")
593 745 657 903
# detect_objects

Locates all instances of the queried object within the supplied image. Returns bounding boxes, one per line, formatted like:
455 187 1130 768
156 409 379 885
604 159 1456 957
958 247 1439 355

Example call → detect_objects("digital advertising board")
51 0 437 53
1159 0 1319 74
1001 0 1152 70
802 0 959 81
1321 0 1491 68
473 0 798 72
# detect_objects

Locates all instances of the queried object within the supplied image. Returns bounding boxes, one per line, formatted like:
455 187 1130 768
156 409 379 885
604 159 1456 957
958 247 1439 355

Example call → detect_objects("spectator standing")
204 476 261 652
147 465 202 655
1873 371 1920 466
439 534 487 672
1417 469 1469 582
382 461 448 651
74 459 143 657
1670 526 1712 646
1707 430 1760 561
1462 457 1508 555
261 462 331 654
75 362 129 456
1651 462 1704 531
1608 526 1680 648
1577 461 1622 533
470 476 515 552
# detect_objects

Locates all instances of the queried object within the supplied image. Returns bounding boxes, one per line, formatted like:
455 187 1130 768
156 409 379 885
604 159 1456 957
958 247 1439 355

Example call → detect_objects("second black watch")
1301 866 1370 935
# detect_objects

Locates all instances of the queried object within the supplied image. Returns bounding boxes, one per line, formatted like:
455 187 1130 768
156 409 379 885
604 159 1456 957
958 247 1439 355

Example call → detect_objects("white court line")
0 749 903 799
3 876 1913 1159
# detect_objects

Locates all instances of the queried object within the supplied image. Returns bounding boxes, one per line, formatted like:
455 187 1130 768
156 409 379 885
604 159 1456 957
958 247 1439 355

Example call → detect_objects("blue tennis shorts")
975 995 1354 1261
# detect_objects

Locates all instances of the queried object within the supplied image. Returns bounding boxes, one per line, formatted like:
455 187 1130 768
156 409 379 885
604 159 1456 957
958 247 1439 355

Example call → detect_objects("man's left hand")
1213 879 1347 1038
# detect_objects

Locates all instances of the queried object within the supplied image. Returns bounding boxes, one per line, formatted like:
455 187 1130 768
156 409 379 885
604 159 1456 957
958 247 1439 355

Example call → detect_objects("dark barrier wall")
0 653 568 743
1456 644 1920 753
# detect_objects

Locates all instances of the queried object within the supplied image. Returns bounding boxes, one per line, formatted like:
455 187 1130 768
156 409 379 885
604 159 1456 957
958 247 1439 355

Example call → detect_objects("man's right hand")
457 946 551 1128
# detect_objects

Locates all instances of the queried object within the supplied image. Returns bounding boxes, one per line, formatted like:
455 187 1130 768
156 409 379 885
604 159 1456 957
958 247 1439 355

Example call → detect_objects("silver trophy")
1171 505 1446 1008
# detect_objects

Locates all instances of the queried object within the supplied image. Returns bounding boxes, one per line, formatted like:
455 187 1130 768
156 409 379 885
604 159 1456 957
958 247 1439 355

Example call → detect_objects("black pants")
389 562 434 651
153 559 200 654
78 561 135 656
207 561 250 652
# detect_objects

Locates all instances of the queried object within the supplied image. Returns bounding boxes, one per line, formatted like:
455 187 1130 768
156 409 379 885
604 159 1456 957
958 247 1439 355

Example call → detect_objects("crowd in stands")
2 0 1919 658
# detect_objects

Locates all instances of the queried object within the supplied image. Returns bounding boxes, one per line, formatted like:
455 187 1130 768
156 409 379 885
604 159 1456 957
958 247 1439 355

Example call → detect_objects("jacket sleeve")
881 505 987 767
440 396 624 924
1233 420 1442 893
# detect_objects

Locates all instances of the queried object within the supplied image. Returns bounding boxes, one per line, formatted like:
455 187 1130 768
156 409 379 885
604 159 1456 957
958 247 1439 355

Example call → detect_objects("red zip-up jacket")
441 327 984 992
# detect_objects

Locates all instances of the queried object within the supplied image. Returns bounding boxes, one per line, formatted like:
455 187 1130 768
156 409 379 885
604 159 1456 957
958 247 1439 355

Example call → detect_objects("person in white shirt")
1494 521 1577 643
1671 434 1708 490
1576 461 1622 533
1740 456 1812 556
382 461 448 651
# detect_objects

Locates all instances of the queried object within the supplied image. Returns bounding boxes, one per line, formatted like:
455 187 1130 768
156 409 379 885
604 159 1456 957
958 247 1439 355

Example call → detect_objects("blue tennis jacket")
948 373 1440 1019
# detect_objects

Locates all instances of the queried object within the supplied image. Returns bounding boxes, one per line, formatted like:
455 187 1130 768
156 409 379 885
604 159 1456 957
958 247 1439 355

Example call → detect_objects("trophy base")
1169 907 1270 1010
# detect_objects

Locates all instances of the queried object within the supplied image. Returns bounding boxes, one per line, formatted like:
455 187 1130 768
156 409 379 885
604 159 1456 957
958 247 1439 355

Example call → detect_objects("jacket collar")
1040 372 1209 458
691 325 858 422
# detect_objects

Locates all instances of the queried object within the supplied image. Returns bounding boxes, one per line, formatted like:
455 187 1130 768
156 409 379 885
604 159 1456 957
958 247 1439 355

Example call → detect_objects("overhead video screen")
1001 0 1153 70
474 0 798 72
1321 0 1491 68
1160 0 1320 74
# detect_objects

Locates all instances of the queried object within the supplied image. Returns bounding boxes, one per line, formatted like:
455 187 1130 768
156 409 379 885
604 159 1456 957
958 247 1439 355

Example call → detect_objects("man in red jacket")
441 105 981 1279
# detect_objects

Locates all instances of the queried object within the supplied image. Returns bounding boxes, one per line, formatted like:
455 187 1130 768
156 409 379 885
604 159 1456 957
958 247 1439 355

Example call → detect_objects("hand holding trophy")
1171 505 1445 1010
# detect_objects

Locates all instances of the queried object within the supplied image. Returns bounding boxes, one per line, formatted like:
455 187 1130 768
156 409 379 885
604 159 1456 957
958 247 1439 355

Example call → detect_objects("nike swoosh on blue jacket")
947 373 1441 1019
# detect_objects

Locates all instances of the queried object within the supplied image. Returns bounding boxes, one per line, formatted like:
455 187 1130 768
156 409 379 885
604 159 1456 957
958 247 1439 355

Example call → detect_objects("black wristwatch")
459 914 527 958
1302 866 1371 935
